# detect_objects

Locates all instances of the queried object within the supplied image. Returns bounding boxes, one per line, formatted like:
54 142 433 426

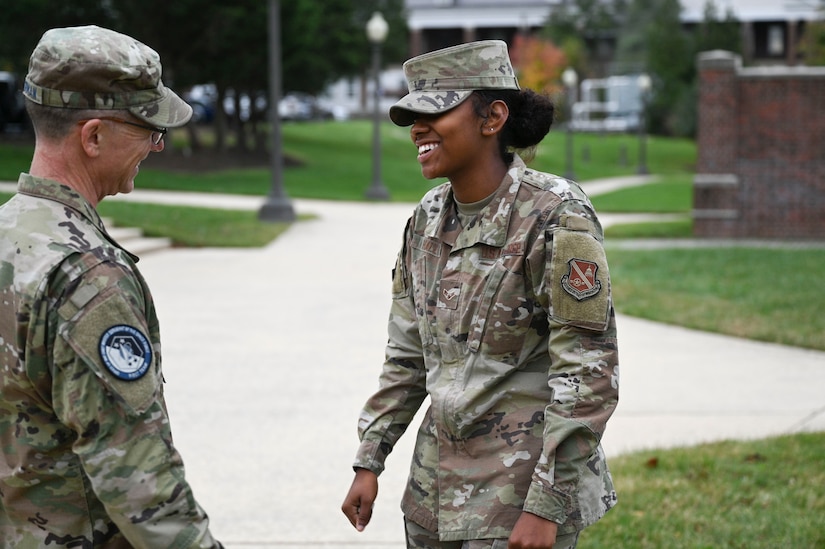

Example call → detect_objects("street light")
636 73 652 175
561 67 578 180
259 0 296 222
364 12 390 200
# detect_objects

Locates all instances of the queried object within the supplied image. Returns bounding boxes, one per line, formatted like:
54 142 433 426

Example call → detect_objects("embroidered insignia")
99 325 152 381
443 287 460 301
503 242 523 256
438 280 461 310
561 258 602 301
481 247 499 260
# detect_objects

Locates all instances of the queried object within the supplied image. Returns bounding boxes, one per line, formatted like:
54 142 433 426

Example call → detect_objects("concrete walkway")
127 186 824 549
2 178 824 548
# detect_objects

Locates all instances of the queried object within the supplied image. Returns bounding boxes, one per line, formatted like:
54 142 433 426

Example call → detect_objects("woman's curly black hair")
471 89 555 164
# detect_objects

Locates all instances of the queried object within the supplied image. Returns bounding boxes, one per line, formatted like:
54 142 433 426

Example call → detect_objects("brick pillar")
693 51 741 237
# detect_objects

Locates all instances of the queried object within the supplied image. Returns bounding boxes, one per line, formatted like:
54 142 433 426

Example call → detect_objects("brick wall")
694 51 825 239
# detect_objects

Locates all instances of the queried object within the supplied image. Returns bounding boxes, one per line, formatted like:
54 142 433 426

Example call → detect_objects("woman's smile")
417 142 439 162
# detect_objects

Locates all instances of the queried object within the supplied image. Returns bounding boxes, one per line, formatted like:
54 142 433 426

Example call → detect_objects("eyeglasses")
78 117 167 145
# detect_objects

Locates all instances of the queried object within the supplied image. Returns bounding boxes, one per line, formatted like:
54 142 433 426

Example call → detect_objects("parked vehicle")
224 88 268 122
183 84 269 123
278 92 335 121
182 84 344 124
0 72 28 133
183 84 218 124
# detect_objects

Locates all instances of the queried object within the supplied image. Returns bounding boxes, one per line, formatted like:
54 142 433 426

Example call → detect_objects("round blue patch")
99 325 153 381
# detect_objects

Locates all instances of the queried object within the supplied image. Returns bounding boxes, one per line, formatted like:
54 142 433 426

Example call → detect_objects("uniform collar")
16 173 138 261
431 156 526 251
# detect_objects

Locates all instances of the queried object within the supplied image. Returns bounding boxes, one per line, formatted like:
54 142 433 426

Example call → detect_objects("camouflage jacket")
353 157 619 541
0 174 221 548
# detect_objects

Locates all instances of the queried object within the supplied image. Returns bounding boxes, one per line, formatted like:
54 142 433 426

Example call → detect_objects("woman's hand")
341 468 379 532
508 511 559 548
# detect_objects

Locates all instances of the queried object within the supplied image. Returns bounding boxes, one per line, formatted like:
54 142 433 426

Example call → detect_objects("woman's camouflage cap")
389 40 520 127
23 25 192 128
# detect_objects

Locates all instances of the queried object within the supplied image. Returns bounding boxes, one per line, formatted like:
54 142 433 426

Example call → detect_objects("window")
768 25 784 57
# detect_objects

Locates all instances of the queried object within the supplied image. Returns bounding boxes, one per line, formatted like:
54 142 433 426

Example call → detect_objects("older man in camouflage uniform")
343 41 619 548
0 26 223 548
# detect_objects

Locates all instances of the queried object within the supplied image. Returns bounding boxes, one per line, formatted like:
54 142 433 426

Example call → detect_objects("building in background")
405 0 553 54
404 0 823 66
325 0 822 119
680 0 822 66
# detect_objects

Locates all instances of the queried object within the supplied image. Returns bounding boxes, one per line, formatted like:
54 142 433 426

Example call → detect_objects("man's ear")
78 119 103 158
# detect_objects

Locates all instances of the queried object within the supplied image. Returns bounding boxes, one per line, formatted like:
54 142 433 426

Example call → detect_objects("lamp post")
364 12 390 200
562 67 578 180
636 73 652 175
259 0 296 222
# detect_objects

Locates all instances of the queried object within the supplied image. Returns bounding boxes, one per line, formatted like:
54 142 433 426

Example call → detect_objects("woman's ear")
486 99 510 133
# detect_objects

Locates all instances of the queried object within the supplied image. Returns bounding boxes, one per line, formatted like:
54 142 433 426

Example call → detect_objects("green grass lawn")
592 174 694 213
580 432 825 549
97 201 296 248
607 246 825 350
1 124 823 547
3 123 824 353
0 120 696 202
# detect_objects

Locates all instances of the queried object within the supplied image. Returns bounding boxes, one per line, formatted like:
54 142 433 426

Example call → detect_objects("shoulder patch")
549 228 611 331
561 258 602 301
99 325 152 381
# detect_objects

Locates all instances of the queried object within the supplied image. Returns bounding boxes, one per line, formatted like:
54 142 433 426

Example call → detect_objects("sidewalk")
127 191 824 549
3 179 825 547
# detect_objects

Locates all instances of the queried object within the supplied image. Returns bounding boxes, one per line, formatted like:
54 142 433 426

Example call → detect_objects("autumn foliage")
508 34 568 95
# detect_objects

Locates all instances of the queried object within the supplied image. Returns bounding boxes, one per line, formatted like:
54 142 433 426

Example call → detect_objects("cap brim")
389 90 473 126
129 83 193 128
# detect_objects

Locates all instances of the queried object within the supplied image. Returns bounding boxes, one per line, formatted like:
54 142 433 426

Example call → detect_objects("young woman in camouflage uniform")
342 41 620 549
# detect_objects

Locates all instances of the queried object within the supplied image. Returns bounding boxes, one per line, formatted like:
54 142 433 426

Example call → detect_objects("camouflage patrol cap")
389 40 519 127
23 25 192 128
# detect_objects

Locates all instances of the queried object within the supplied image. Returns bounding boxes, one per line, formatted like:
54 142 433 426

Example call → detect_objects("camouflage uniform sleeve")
353 220 429 475
522 202 620 525
50 258 222 549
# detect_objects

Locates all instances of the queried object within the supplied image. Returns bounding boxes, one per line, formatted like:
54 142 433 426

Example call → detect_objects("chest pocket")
465 242 532 359
409 233 443 347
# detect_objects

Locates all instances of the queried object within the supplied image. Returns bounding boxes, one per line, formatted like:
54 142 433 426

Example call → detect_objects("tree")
0 0 408 153
801 20 825 64
673 0 740 137
800 2 825 65
645 0 695 136
695 1 741 55
613 0 741 137
0 0 113 74
542 0 629 78
509 35 568 95
613 0 658 74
